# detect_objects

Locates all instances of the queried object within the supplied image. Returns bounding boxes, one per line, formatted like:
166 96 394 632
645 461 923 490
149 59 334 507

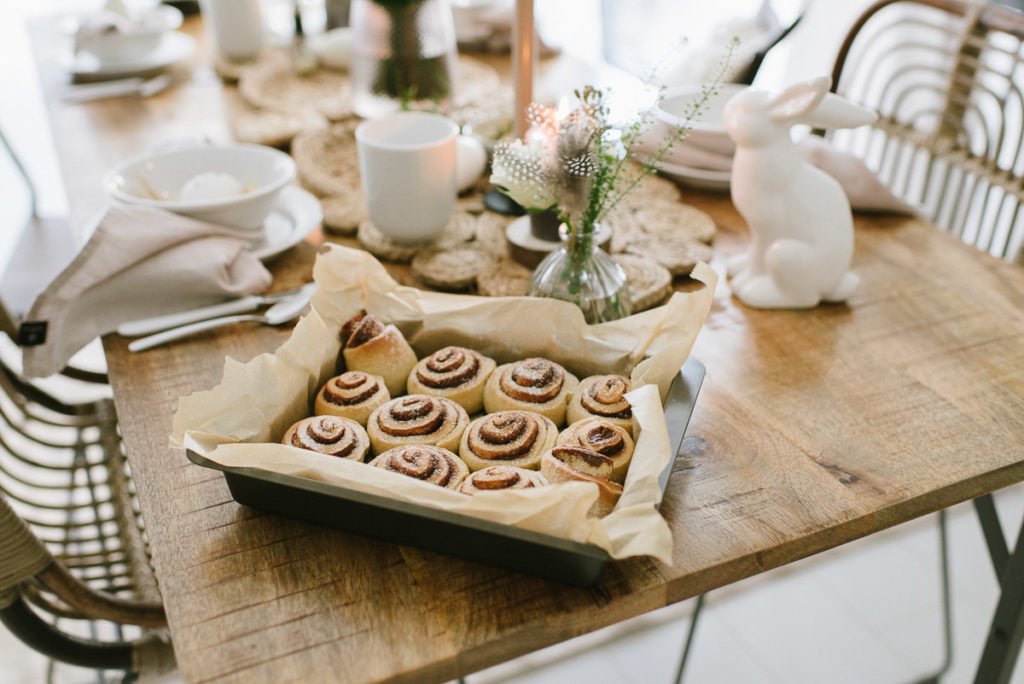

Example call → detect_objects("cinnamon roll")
459 465 549 495
367 394 469 454
567 374 634 431
281 415 370 461
406 346 496 414
459 410 558 472
340 311 418 396
482 358 580 426
557 417 635 483
314 371 390 426
540 445 623 517
369 445 468 490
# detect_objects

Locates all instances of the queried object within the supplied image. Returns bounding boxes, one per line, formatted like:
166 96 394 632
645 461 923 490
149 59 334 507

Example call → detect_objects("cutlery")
127 285 314 352
63 74 172 103
118 283 316 337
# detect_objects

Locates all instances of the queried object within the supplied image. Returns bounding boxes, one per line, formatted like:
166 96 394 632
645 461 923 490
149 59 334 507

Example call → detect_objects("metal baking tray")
187 358 704 586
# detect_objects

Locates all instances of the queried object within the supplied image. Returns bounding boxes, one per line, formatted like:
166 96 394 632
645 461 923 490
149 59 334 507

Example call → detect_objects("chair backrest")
0 354 171 676
829 0 1024 261
0 127 79 332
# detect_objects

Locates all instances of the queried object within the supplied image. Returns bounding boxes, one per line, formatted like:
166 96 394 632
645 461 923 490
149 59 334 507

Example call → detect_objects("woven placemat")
327 169 720 290
452 57 502 108
219 49 712 298
214 48 289 83
234 54 502 123
239 60 354 120
603 170 719 279
230 108 328 148
291 122 361 197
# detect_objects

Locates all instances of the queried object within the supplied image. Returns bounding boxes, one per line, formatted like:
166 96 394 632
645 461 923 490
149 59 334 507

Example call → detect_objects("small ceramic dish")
77 5 184 63
647 157 731 192
104 144 296 230
657 84 747 157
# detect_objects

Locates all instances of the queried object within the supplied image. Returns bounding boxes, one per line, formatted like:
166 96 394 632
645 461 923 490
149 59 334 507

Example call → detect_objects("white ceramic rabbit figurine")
724 76 877 309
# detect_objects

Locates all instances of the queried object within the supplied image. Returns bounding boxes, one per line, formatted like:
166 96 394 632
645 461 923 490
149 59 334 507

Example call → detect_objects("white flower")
489 137 557 210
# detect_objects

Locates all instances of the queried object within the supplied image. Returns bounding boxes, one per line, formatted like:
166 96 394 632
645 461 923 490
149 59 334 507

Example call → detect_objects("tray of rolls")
176 245 715 585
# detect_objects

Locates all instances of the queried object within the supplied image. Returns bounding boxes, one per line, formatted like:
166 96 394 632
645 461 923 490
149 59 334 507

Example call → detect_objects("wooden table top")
27 15 1024 684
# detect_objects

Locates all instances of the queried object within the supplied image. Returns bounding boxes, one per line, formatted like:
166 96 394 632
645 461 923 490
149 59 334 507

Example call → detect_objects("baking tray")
187 358 705 586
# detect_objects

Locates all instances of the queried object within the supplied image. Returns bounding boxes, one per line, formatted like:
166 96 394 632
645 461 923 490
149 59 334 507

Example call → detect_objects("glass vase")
349 0 457 118
527 226 633 324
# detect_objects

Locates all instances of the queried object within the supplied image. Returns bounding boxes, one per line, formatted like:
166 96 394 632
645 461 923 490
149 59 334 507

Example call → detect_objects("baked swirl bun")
567 374 633 431
340 311 418 396
406 346 496 414
314 371 390 426
557 417 635 483
459 465 549 495
541 445 624 517
281 415 370 461
483 358 580 426
369 445 468 489
367 394 469 454
459 410 558 471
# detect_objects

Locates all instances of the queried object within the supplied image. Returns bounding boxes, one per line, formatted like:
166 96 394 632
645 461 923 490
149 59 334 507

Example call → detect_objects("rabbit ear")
801 93 878 130
768 76 831 123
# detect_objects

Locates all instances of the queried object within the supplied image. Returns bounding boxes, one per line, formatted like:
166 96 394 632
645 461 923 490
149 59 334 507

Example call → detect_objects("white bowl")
653 158 731 192
104 144 297 230
657 84 747 157
81 5 183 63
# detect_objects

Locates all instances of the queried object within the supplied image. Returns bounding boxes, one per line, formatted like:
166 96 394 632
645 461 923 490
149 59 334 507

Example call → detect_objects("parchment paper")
173 245 716 564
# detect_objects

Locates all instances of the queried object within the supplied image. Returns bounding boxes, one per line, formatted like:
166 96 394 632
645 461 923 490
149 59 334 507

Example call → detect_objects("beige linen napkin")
797 136 921 215
22 205 272 378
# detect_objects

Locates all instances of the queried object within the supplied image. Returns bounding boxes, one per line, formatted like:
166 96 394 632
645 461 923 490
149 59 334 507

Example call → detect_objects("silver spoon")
118 283 316 337
127 285 315 352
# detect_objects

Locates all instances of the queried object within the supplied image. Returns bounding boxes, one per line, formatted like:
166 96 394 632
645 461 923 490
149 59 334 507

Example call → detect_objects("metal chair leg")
972 494 1024 684
671 511 954 684
672 593 706 684
913 508 954 684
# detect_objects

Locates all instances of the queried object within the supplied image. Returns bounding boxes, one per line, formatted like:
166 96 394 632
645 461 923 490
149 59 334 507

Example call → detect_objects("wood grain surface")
29 17 1024 684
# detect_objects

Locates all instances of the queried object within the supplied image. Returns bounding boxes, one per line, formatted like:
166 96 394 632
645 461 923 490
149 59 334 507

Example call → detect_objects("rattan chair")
0 374 173 679
829 0 1024 261
0 130 175 680
673 2 1024 681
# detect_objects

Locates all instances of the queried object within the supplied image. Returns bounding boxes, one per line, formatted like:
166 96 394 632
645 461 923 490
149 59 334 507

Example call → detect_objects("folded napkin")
797 136 920 215
22 205 272 378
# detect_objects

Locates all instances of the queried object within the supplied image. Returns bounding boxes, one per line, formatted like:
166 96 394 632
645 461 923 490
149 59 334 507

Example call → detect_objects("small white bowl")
652 159 731 192
81 5 183 63
657 84 747 157
104 144 297 230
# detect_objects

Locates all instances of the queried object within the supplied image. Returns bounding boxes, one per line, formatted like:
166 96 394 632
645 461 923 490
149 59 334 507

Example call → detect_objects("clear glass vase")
527 226 633 324
349 0 457 118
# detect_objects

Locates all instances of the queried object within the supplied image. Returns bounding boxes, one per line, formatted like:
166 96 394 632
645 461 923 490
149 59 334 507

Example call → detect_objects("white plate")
651 159 732 192
67 31 196 79
505 215 612 254
249 186 322 261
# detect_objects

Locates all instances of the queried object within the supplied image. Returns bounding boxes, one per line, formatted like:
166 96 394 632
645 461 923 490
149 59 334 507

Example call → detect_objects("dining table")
20 12 1024 684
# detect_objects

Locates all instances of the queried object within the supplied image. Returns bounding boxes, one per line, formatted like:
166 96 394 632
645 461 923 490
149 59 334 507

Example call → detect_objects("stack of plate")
64 4 196 81
633 83 747 192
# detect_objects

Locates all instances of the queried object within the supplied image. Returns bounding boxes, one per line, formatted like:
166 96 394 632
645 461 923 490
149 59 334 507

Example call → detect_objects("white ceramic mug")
356 112 458 245
200 0 264 61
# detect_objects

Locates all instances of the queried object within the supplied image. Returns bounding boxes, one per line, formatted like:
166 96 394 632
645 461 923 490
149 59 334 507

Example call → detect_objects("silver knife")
116 283 316 337
63 74 171 103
